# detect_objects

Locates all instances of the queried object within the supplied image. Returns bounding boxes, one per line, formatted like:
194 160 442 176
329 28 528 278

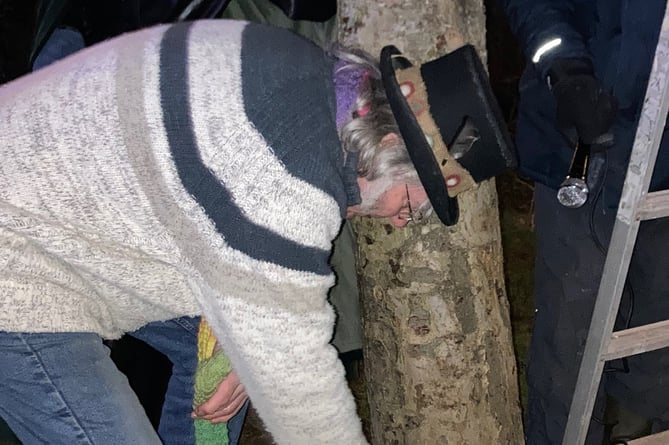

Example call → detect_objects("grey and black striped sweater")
0 20 367 444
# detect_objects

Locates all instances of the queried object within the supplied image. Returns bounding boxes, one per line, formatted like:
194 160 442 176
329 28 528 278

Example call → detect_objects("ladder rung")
604 319 669 361
637 189 669 220
628 430 669 444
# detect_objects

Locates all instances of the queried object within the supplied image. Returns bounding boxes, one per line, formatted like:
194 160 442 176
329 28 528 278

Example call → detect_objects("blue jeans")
0 318 248 445
0 331 161 445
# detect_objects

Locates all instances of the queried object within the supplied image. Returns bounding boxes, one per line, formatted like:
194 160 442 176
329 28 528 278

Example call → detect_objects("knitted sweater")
0 20 367 444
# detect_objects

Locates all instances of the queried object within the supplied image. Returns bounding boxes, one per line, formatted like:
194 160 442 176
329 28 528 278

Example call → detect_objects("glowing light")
532 38 562 63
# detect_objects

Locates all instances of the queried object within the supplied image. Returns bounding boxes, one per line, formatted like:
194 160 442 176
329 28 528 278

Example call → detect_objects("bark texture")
338 1 525 443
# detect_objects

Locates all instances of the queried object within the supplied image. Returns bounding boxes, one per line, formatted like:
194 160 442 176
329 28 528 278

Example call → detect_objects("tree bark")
338 1 525 444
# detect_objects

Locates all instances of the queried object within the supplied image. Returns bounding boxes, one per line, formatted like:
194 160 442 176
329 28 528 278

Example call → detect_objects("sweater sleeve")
153 21 368 444
193 277 368 444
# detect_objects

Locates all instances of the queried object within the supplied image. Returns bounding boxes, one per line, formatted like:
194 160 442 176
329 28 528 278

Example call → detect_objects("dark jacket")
499 0 669 204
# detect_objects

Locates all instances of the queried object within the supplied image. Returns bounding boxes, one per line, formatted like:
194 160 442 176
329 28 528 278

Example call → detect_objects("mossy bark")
338 1 525 443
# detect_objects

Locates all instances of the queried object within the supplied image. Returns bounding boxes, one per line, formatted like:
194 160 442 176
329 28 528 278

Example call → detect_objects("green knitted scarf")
194 319 233 444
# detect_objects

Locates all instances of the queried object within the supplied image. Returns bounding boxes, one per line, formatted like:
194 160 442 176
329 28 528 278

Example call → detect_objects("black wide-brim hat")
380 44 517 226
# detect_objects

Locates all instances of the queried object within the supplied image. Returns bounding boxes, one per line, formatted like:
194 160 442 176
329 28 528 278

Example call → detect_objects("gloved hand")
548 57 618 149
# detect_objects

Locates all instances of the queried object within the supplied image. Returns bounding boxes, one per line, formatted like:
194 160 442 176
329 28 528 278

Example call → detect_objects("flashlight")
557 142 590 208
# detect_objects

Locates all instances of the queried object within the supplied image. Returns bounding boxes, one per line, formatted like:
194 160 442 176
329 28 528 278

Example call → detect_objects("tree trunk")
338 1 525 444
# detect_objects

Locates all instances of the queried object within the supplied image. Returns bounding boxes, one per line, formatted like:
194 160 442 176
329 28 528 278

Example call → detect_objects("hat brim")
380 45 459 226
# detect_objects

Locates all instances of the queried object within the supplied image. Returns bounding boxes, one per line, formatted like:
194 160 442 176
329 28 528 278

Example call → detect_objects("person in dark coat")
497 0 669 443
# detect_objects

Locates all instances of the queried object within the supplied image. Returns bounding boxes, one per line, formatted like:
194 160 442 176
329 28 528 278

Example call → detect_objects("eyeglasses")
400 184 425 223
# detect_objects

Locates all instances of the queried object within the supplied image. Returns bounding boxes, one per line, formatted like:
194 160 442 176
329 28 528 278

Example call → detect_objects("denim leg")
0 331 161 445
130 317 198 445
227 399 250 444
130 317 248 445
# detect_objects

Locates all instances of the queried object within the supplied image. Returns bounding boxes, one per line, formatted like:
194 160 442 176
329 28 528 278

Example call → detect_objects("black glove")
548 58 618 149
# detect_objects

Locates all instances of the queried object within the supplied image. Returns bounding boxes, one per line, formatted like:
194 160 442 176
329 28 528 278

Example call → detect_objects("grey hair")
328 43 421 187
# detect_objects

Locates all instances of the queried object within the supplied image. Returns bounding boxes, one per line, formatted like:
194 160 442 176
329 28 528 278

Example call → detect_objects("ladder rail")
561 4 669 444
561 219 640 445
